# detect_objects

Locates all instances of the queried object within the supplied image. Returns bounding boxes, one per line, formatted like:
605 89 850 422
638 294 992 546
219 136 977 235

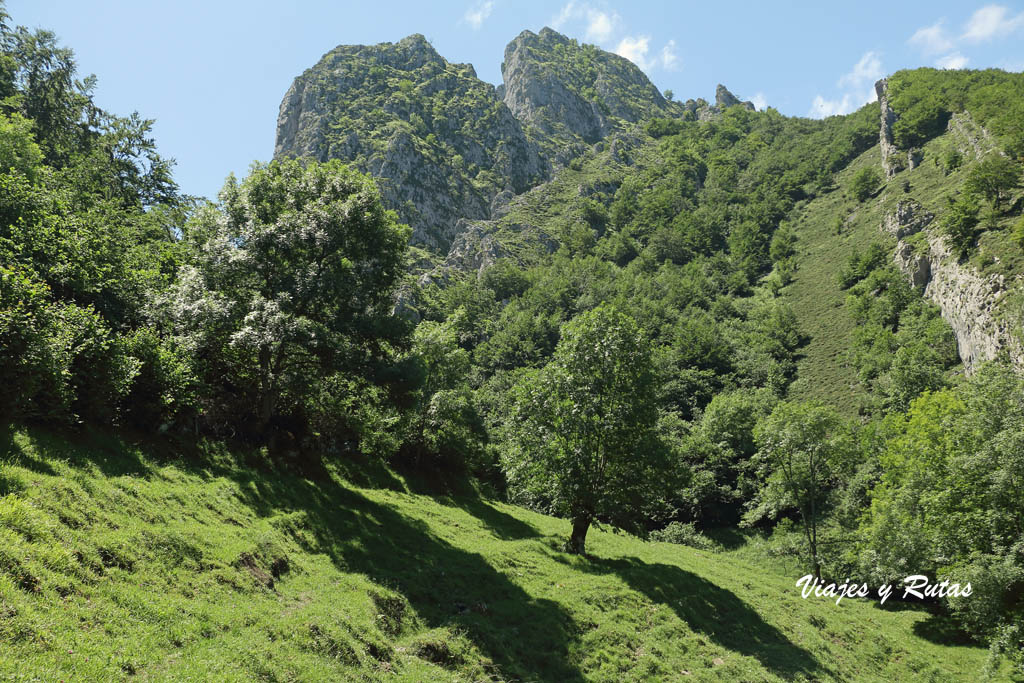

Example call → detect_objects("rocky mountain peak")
500 27 671 161
716 84 756 112
274 34 544 252
714 84 738 108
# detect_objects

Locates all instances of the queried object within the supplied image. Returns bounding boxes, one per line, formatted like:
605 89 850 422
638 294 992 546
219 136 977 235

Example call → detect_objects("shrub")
837 243 888 289
649 522 720 551
940 195 980 259
965 155 1022 209
849 167 881 202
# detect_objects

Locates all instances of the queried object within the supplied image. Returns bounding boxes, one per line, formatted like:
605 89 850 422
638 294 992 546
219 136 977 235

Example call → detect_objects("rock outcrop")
679 85 753 121
891 220 1022 372
275 34 545 251
275 26 760 283
714 84 755 111
420 220 511 286
883 199 933 239
946 111 999 161
875 79 902 179
500 28 672 162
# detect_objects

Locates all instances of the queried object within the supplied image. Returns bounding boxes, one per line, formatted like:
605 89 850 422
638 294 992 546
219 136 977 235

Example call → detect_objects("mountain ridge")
274 27 753 254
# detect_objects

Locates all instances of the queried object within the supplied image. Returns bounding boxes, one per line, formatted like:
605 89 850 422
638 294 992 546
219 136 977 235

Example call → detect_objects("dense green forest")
2 4 1024 679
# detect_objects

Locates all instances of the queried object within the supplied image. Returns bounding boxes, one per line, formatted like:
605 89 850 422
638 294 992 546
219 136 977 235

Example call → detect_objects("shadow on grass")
1 424 151 478
569 554 829 680
871 597 981 647
444 496 541 541
226 460 582 682
704 525 751 551
912 613 978 647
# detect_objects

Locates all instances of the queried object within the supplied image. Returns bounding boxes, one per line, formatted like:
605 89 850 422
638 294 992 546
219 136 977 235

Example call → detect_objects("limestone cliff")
886 201 1022 371
875 79 902 179
275 34 545 251
500 27 673 164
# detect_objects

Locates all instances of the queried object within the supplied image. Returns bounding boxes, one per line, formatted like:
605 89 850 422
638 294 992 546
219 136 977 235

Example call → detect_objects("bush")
964 155 1022 209
941 147 963 175
0 266 60 420
120 328 197 429
849 167 881 202
891 101 949 149
649 522 720 551
1013 215 1024 247
940 195 980 259
944 551 1024 640
481 260 529 300
837 243 888 289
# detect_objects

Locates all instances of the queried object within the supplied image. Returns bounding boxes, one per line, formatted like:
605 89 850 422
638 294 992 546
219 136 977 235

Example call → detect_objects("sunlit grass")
0 427 1002 680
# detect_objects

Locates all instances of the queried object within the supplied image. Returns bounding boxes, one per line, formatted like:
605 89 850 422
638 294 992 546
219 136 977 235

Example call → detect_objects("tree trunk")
566 515 591 555
800 510 821 580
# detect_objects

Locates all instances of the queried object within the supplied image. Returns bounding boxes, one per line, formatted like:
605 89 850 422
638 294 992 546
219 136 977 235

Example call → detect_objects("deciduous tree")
502 305 671 555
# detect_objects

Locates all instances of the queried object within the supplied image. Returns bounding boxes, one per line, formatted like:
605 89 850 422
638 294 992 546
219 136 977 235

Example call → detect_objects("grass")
782 146 892 414
782 123 1024 413
0 426 1006 681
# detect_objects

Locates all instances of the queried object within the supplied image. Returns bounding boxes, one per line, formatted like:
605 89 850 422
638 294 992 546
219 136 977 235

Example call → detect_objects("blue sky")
8 1 1024 201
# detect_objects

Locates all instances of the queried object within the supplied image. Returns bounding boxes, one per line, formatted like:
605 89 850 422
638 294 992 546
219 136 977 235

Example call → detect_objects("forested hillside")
3 4 1024 679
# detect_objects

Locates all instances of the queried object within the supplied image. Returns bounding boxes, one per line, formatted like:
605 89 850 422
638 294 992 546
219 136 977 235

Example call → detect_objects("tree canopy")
166 158 411 439
502 304 672 554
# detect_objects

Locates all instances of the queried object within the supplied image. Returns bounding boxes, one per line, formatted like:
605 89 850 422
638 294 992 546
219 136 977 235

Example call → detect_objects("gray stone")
500 27 671 152
875 79 902 179
274 34 546 253
882 199 934 239
892 232 1022 372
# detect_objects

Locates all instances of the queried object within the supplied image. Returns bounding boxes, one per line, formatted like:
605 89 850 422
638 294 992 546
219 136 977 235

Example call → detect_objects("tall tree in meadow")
167 158 410 440
503 304 671 555
744 401 851 579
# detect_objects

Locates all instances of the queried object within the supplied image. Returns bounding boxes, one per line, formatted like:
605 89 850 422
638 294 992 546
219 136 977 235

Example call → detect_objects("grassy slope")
0 428 1001 681
782 145 892 413
782 120 1024 412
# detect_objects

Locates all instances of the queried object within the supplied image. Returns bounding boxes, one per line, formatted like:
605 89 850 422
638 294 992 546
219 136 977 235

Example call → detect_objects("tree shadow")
574 554 829 680
704 525 751 551
870 596 982 647
441 495 542 541
225 464 583 681
912 612 978 647
1 425 151 478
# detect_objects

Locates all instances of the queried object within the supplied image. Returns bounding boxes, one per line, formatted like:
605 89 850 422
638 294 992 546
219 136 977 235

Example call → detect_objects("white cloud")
809 94 860 118
962 4 1024 42
937 52 969 69
551 2 576 29
838 51 883 90
551 3 678 72
809 51 883 118
550 2 622 43
463 0 494 30
586 10 617 42
909 20 954 54
659 39 679 70
615 35 652 70
750 92 768 111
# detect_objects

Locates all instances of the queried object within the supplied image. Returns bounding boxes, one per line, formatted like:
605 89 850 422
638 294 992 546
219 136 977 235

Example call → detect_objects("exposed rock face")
275 34 546 251
907 148 923 170
715 84 755 111
277 26 764 292
894 240 931 290
680 86 753 121
419 221 510 286
500 28 671 160
875 79 902 178
883 199 933 239
946 111 999 161
892 229 1022 372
